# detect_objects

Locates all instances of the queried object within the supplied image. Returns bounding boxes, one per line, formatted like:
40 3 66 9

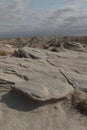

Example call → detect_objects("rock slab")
0 47 87 130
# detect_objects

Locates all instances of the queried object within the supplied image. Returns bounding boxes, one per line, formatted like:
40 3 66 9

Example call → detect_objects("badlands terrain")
0 36 87 130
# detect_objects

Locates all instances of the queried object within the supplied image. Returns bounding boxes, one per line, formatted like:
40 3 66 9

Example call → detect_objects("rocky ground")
0 36 87 49
0 38 87 130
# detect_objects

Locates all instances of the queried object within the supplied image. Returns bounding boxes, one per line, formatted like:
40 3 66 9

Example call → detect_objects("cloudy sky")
0 0 87 37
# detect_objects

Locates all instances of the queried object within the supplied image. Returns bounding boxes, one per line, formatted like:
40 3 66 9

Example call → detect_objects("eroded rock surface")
0 47 87 130
64 41 86 51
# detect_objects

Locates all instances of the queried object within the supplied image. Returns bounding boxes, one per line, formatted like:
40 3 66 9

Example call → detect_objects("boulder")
48 46 59 52
13 47 48 59
64 41 86 51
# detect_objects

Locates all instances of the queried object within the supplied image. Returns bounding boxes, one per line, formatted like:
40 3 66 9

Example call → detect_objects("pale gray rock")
13 47 49 59
64 41 86 51
14 77 73 101
0 47 87 130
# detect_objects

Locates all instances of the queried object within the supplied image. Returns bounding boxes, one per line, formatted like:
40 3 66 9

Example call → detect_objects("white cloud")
0 0 24 20
0 0 87 36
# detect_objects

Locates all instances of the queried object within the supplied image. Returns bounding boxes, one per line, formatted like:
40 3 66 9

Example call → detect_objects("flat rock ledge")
0 47 87 130
1 47 87 101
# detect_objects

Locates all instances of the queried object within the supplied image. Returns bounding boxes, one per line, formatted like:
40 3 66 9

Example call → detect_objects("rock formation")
0 44 15 56
0 46 87 130
64 41 86 51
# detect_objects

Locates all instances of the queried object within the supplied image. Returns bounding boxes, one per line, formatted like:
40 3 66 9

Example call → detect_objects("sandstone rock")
48 46 59 52
13 47 48 59
64 41 86 51
14 77 73 101
0 47 87 130
0 44 14 55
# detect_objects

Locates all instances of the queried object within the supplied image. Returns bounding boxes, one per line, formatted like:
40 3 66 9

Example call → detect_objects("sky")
0 0 87 37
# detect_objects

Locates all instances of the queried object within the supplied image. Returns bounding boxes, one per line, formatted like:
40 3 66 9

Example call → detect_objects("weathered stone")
13 47 49 59
0 47 87 130
0 44 15 55
14 77 73 101
48 46 59 52
64 41 86 51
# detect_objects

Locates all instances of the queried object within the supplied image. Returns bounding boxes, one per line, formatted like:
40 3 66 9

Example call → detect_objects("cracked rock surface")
0 47 87 130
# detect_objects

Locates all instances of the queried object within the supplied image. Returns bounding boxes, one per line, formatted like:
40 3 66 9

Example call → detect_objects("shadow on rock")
0 91 64 112
0 91 43 112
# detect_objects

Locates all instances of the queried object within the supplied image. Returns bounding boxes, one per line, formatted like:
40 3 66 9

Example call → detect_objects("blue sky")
31 0 62 10
0 0 87 37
